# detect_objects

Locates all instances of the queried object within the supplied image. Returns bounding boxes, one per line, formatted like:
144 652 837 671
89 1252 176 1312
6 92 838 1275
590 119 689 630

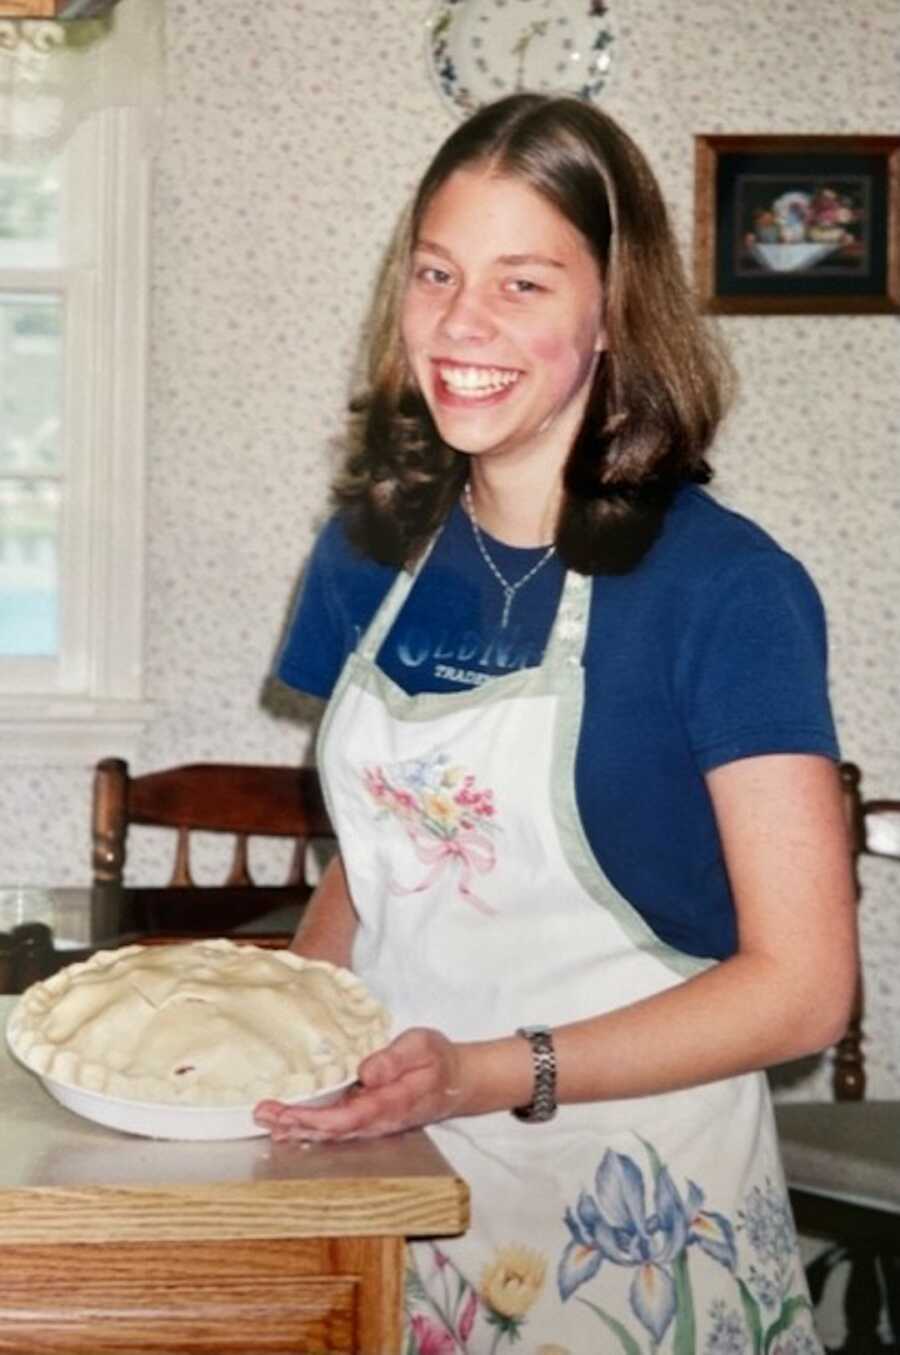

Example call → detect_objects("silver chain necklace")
463 481 556 629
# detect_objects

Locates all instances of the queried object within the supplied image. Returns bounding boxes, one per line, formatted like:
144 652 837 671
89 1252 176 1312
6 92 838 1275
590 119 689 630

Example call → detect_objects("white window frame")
0 106 152 764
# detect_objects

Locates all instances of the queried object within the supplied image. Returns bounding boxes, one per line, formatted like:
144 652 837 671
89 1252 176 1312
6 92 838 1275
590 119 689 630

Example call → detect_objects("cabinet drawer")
0 1237 404 1354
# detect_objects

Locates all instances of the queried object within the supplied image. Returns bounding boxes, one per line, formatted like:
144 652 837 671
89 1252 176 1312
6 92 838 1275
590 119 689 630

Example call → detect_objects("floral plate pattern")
425 0 614 119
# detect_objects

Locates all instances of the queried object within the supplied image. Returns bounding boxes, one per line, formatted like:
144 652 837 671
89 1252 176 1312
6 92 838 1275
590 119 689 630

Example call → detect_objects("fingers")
257 1068 429 1140
252 1029 461 1143
253 1094 381 1143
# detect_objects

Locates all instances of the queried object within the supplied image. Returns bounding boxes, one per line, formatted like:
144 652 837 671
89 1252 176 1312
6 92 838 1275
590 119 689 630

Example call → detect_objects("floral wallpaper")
0 0 898 1106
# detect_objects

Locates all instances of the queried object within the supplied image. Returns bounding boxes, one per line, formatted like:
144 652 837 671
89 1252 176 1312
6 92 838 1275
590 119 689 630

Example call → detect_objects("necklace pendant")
463 481 556 633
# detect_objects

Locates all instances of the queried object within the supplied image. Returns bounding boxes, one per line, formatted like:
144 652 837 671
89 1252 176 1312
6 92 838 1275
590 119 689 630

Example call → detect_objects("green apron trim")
549 658 714 981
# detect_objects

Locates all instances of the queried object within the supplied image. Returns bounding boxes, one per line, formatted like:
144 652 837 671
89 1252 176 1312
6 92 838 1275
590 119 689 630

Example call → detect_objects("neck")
466 461 562 547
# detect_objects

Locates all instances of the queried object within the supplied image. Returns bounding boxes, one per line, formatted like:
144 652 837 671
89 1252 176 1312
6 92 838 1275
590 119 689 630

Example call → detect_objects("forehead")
415 167 592 265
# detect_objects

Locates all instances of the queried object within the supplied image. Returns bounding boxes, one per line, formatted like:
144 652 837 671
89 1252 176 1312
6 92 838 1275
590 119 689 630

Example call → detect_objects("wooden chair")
91 758 335 946
775 761 900 1352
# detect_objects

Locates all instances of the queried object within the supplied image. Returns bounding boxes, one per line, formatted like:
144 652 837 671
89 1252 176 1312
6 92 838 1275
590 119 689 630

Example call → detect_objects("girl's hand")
253 1027 467 1142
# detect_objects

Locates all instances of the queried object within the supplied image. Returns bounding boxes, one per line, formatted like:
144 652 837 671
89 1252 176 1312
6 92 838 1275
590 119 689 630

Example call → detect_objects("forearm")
256 944 855 1142
457 944 856 1118
289 852 358 967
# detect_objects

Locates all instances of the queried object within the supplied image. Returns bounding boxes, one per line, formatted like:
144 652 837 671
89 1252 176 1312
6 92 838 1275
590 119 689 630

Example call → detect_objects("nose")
437 284 495 344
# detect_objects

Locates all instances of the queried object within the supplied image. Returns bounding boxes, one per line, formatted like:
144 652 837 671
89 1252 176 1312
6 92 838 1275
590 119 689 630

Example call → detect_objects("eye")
414 264 454 287
504 278 544 295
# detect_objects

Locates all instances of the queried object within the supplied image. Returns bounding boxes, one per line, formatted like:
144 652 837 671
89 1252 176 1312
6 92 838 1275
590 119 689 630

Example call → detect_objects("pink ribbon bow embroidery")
390 823 497 916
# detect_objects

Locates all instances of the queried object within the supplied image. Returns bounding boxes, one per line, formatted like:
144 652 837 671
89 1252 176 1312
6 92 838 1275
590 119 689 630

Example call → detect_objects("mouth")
431 360 523 405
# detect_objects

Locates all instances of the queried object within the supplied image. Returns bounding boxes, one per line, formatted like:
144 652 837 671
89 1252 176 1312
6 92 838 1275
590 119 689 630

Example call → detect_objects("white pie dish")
5 939 389 1140
11 1058 356 1141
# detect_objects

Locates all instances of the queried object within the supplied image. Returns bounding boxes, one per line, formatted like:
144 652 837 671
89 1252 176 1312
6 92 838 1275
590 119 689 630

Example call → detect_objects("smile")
435 362 522 400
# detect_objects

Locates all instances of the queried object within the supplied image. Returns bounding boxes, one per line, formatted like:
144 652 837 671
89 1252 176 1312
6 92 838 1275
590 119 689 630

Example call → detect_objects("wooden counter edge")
0 1173 470 1244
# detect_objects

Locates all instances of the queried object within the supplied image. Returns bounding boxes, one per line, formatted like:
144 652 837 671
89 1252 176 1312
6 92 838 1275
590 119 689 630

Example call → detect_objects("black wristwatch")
512 1025 558 1123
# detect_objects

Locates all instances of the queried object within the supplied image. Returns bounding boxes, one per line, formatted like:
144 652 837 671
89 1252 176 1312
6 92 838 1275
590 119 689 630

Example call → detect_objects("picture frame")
0 1 119 14
694 134 900 314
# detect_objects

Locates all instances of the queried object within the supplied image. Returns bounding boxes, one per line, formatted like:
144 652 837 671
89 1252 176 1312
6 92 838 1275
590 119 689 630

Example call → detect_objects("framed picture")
694 134 900 314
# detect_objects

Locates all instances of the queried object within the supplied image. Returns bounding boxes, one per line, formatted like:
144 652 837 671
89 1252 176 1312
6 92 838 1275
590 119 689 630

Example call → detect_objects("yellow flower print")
422 791 461 830
536 1346 572 1355
480 1243 547 1319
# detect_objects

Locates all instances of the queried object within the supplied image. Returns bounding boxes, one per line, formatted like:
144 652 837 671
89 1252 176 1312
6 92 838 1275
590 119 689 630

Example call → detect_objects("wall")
1 0 898 1098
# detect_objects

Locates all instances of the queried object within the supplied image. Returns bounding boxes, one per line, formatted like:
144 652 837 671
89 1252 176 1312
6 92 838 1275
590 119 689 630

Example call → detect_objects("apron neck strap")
356 536 439 662
543 568 592 668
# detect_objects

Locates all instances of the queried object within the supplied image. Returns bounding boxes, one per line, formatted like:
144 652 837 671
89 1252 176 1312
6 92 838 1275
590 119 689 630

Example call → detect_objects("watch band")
512 1025 558 1123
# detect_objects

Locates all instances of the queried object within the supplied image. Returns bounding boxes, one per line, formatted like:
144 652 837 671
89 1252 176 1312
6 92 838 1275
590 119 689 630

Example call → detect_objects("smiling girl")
264 95 854 1354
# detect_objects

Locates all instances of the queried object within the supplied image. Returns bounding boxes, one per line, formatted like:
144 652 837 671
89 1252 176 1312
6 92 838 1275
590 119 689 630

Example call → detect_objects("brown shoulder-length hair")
334 93 733 574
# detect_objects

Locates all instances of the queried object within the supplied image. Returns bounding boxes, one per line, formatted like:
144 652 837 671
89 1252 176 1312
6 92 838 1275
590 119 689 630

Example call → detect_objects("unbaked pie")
7 939 390 1107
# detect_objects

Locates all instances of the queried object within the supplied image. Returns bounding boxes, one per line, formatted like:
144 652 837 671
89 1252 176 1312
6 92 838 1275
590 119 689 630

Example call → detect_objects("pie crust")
7 939 390 1107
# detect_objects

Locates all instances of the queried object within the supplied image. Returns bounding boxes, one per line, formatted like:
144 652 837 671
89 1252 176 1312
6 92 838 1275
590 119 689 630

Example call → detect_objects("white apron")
317 551 821 1355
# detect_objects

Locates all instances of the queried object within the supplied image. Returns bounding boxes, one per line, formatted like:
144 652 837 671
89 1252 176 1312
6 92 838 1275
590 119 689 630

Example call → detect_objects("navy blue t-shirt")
277 486 838 960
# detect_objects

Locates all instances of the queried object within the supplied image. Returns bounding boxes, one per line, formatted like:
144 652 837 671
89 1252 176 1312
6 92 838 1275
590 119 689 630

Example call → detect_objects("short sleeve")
275 515 398 700
679 550 839 772
275 519 352 700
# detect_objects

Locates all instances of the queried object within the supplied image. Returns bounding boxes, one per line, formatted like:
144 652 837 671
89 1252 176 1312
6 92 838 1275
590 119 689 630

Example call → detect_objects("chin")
431 428 510 459
426 407 523 456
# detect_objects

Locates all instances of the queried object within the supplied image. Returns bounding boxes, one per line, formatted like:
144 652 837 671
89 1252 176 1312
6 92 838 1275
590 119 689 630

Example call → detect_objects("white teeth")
438 364 520 396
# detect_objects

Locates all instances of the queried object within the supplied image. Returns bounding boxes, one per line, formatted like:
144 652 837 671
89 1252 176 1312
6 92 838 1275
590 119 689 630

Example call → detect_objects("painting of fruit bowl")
694 134 900 313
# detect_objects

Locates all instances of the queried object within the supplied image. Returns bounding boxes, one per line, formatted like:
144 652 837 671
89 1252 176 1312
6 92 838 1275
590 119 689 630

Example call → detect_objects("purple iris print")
558 1148 738 1344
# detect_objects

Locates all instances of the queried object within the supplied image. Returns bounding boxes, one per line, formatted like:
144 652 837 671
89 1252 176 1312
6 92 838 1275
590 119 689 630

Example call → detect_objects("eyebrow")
414 239 566 270
497 252 565 270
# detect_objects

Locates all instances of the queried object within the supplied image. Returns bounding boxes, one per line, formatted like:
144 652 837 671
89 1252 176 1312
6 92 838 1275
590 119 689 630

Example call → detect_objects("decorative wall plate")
426 0 614 119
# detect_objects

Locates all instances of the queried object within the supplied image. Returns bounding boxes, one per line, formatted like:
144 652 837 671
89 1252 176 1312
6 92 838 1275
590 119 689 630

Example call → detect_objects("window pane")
0 162 61 268
0 294 63 475
0 479 59 656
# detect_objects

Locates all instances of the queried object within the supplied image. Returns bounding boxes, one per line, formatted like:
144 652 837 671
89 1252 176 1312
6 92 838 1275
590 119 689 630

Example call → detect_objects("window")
0 106 151 763
0 158 63 664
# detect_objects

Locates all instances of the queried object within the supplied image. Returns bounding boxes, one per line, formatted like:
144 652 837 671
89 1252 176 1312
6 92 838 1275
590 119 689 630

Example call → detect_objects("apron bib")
317 553 821 1355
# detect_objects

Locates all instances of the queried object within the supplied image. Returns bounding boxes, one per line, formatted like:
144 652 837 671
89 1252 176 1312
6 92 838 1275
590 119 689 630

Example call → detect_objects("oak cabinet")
0 998 469 1354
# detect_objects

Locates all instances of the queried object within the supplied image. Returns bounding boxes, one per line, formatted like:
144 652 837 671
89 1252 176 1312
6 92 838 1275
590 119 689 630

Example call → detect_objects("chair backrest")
831 760 900 1101
91 758 335 942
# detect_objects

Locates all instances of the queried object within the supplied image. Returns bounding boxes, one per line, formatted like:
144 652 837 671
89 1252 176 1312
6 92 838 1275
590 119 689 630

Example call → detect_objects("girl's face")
401 167 606 477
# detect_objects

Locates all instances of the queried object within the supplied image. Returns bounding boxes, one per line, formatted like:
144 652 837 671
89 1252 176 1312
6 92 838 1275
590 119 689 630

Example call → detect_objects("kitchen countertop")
0 994 469 1353
0 994 468 1245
